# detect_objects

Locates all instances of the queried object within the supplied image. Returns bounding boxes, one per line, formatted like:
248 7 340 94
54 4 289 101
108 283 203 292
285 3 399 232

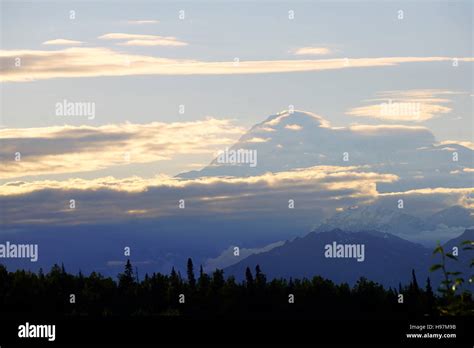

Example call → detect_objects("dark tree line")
1 258 466 319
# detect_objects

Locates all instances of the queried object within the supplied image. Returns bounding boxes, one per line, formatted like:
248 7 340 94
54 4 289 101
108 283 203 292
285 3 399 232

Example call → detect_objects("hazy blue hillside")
224 228 473 289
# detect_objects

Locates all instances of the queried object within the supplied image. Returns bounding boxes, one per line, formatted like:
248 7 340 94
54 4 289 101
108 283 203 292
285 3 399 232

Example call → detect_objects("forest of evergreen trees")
1 258 470 319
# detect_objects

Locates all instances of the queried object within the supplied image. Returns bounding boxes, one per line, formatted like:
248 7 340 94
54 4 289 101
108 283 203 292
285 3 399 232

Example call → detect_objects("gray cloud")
0 166 397 226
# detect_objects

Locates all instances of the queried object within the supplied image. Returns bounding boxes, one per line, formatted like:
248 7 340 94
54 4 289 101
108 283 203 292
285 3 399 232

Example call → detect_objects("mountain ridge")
313 205 474 243
223 228 473 289
178 109 473 194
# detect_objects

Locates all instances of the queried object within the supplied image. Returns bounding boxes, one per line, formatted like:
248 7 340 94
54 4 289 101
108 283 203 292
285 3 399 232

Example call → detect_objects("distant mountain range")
224 228 474 289
313 205 474 244
429 205 474 228
1 110 472 281
179 110 473 193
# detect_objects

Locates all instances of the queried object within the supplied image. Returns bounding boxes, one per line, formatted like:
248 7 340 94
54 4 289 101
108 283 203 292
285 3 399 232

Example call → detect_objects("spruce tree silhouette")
187 258 196 289
411 269 420 293
198 265 210 291
118 259 135 289
0 259 466 319
425 277 436 315
245 267 254 288
211 269 225 291
255 265 266 287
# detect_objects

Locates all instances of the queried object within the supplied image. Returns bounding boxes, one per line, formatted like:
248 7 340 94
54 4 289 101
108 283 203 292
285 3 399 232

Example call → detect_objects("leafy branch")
430 240 473 315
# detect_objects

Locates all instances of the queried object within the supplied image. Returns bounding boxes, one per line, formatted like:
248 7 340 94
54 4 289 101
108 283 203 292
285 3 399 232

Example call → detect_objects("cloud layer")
42 39 84 46
293 47 333 56
0 165 399 226
0 118 244 180
1 164 471 229
126 20 159 25
346 89 462 122
1 47 471 82
98 33 187 46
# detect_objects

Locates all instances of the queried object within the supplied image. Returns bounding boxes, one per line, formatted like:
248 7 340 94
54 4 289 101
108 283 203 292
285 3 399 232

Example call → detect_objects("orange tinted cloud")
0 119 245 180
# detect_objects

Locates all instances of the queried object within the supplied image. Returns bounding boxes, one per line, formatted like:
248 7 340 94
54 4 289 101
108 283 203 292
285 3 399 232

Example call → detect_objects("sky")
0 0 473 231
2 1 472 131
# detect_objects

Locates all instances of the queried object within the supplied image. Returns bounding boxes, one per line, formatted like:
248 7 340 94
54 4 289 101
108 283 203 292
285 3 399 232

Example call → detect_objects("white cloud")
1 47 471 82
127 20 159 25
265 110 330 128
98 33 187 46
1 164 471 228
42 39 84 46
346 89 463 122
0 119 245 180
293 47 333 56
0 165 398 196
0 165 399 226
379 187 474 210
438 140 474 150
245 137 271 143
285 124 303 131
204 240 285 271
